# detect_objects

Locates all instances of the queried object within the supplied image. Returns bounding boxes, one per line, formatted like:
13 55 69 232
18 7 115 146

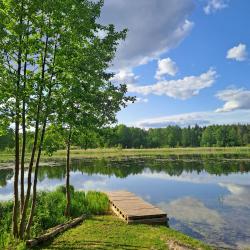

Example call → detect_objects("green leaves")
0 0 134 237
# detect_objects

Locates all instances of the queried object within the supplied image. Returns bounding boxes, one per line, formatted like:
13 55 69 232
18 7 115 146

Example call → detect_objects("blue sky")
99 0 250 128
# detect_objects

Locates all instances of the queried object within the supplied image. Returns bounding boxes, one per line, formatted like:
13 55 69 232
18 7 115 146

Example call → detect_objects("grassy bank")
37 215 211 250
54 147 250 158
0 188 109 249
1 193 212 250
1 147 250 165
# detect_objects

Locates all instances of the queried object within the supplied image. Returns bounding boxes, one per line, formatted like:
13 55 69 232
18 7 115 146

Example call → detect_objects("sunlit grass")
0 188 109 249
51 146 250 159
1 147 249 166
36 215 212 250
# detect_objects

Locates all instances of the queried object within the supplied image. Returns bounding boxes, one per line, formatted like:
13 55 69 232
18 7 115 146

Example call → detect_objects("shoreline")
1 147 249 170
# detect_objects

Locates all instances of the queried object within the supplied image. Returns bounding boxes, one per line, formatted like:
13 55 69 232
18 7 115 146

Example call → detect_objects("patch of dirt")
167 240 202 250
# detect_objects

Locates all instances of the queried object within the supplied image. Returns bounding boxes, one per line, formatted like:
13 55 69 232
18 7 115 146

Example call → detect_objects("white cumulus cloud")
216 88 250 112
128 69 217 100
126 97 149 105
99 0 194 70
137 112 210 128
135 110 250 128
111 69 139 84
204 0 228 15
226 43 248 61
155 58 178 80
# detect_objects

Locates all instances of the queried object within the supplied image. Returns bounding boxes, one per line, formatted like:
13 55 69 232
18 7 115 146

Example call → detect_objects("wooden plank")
111 200 154 207
105 191 167 224
113 204 162 212
106 191 133 196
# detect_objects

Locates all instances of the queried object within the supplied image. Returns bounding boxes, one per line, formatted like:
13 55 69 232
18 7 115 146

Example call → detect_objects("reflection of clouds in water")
64 172 109 191
158 197 235 248
0 193 13 201
141 171 250 186
0 178 14 201
158 197 224 228
144 194 151 202
158 195 250 248
0 171 111 201
36 172 109 192
219 183 250 208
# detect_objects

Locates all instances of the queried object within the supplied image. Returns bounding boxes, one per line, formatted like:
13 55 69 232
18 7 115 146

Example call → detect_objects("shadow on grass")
36 239 150 250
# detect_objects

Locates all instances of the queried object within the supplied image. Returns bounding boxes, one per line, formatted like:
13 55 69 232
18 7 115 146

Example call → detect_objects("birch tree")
0 0 133 239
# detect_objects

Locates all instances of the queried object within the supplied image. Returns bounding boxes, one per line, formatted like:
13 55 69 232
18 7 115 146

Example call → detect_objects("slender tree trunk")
13 62 21 238
24 38 57 238
65 128 72 217
19 35 49 239
26 85 53 236
20 34 29 213
12 3 24 237
25 114 47 236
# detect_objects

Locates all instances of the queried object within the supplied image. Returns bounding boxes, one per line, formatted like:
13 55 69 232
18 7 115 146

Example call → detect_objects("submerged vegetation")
0 187 109 249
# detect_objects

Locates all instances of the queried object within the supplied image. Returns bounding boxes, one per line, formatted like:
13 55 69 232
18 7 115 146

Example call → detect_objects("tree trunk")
13 67 21 238
20 33 29 213
65 128 72 217
12 3 23 237
26 216 85 247
25 115 47 237
25 86 52 236
19 35 49 239
24 38 58 238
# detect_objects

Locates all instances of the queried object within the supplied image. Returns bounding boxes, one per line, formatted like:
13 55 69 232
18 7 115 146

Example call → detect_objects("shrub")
0 186 109 247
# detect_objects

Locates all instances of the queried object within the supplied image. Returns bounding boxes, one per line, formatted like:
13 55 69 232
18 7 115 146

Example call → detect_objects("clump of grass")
0 187 109 249
85 191 109 215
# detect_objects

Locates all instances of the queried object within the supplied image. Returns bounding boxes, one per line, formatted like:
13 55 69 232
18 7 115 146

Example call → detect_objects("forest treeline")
1 124 250 151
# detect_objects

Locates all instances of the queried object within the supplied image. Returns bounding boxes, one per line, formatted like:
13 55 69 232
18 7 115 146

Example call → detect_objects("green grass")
36 215 211 250
42 146 250 159
0 188 109 249
1 147 249 165
50 147 250 159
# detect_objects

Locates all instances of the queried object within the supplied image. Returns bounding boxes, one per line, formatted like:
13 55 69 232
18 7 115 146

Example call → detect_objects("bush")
0 187 109 248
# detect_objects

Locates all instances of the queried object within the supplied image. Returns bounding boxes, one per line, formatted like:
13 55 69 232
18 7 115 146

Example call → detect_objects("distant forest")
1 124 250 151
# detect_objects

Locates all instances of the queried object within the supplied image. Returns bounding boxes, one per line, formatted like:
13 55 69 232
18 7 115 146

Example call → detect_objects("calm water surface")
0 155 250 248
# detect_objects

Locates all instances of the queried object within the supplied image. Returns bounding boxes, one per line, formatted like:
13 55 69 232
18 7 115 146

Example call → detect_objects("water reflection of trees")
70 156 250 178
0 156 250 187
0 169 14 187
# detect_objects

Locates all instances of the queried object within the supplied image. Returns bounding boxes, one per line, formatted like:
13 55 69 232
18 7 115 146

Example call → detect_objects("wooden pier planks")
105 191 167 224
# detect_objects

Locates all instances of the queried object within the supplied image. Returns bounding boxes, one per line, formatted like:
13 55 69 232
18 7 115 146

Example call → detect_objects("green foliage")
85 191 109 215
0 201 12 235
1 124 249 152
32 191 67 234
44 126 65 156
0 188 109 247
100 124 250 149
0 129 14 150
0 0 133 238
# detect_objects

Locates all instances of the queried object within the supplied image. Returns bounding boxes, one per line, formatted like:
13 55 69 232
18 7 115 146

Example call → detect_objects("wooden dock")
106 191 167 224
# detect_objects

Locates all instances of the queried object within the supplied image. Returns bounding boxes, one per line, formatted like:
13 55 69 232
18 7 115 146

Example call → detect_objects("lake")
1 155 250 249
